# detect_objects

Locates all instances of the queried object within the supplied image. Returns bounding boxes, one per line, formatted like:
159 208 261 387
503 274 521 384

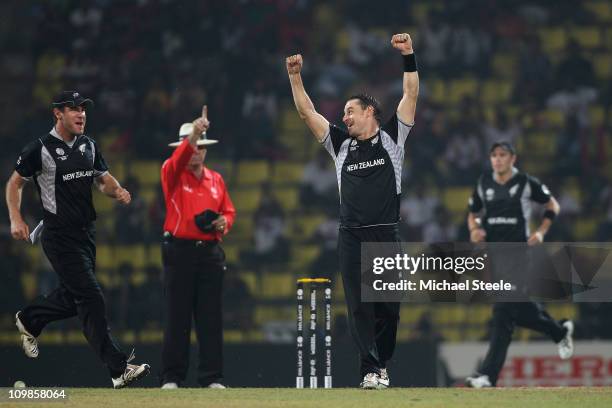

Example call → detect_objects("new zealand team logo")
79 144 86 155
509 184 519 197
486 188 495 201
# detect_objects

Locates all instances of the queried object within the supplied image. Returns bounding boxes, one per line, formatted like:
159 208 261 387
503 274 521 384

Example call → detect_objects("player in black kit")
465 141 574 388
5 91 150 388
286 33 419 389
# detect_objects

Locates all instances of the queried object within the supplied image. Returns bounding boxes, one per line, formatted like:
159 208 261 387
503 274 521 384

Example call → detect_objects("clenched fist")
391 33 414 55
10 218 30 241
286 54 303 75
115 187 131 205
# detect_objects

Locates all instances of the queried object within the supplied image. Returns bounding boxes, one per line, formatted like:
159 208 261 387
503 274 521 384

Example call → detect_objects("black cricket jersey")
322 114 413 228
468 169 552 242
14 128 109 229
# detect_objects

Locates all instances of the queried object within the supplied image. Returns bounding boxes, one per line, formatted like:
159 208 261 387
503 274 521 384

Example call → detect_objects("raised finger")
202 105 208 119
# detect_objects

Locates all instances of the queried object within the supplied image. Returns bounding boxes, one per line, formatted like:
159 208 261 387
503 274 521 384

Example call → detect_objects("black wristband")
403 53 417 72
543 210 557 221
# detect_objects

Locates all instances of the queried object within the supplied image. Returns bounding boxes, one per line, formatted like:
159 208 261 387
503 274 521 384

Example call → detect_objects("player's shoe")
378 368 390 388
360 373 381 389
465 374 492 388
161 382 178 389
558 320 574 360
112 350 150 389
15 312 38 358
206 383 227 389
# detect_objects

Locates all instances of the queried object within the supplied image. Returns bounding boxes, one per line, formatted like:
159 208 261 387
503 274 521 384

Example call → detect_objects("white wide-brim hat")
168 123 219 147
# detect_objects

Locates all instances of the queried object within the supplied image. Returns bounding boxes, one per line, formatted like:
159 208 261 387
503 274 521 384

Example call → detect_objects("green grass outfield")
4 387 612 408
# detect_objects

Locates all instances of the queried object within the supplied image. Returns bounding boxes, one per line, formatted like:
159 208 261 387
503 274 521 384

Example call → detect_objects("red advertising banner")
441 341 612 386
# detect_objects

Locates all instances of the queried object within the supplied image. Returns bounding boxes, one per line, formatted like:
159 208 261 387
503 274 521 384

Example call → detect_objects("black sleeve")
527 175 552 204
381 113 413 146
91 139 109 177
15 140 42 179
322 123 349 158
468 177 484 213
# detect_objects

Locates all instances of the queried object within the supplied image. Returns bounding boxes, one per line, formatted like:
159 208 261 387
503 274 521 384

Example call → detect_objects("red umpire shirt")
161 139 235 240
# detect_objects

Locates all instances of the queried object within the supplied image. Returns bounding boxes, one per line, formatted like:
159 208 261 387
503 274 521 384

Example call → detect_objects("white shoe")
378 368 390 388
16 312 38 358
360 373 380 389
558 320 574 360
111 350 150 389
465 374 492 388
206 383 226 389
161 382 178 389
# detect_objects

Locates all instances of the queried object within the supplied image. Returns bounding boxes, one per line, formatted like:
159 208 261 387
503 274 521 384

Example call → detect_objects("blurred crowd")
1 0 611 340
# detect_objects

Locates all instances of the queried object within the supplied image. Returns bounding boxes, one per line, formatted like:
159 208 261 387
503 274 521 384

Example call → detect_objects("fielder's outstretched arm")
391 33 419 125
286 54 329 142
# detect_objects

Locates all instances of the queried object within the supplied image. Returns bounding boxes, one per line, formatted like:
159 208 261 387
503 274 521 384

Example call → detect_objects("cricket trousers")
19 225 127 377
338 225 401 378
160 238 225 386
480 301 567 385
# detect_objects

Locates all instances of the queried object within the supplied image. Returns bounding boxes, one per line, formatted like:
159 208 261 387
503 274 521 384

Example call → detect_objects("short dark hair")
347 93 382 124
490 141 516 155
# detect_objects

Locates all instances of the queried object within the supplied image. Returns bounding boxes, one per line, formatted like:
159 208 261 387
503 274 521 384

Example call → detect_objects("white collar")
50 127 77 147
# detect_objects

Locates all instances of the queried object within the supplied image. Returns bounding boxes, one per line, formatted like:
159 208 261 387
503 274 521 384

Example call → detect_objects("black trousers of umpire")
338 225 401 378
19 226 127 377
480 302 567 385
160 238 225 386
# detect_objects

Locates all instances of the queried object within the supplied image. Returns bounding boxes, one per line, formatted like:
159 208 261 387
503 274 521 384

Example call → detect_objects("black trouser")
338 225 401 378
480 302 567 385
160 238 225 386
19 225 127 377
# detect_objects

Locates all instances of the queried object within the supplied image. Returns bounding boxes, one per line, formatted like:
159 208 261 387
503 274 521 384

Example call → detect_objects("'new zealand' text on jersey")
468 170 551 242
322 114 413 228
14 129 109 229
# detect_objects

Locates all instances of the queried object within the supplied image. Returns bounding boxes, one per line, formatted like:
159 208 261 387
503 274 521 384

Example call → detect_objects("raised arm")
391 33 419 125
286 54 329 142
161 105 210 193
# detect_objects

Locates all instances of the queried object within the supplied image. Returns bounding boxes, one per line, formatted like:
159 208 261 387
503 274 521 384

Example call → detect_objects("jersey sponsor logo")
79 144 86 155
487 217 518 225
345 158 385 172
62 170 93 182
486 188 495 201
371 135 379 145
542 184 550 195
56 148 65 156
16 156 21 166
509 184 519 197
350 139 358 151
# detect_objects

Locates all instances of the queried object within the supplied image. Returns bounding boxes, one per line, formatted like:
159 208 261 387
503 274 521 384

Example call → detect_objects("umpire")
160 105 235 389
6 90 150 388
